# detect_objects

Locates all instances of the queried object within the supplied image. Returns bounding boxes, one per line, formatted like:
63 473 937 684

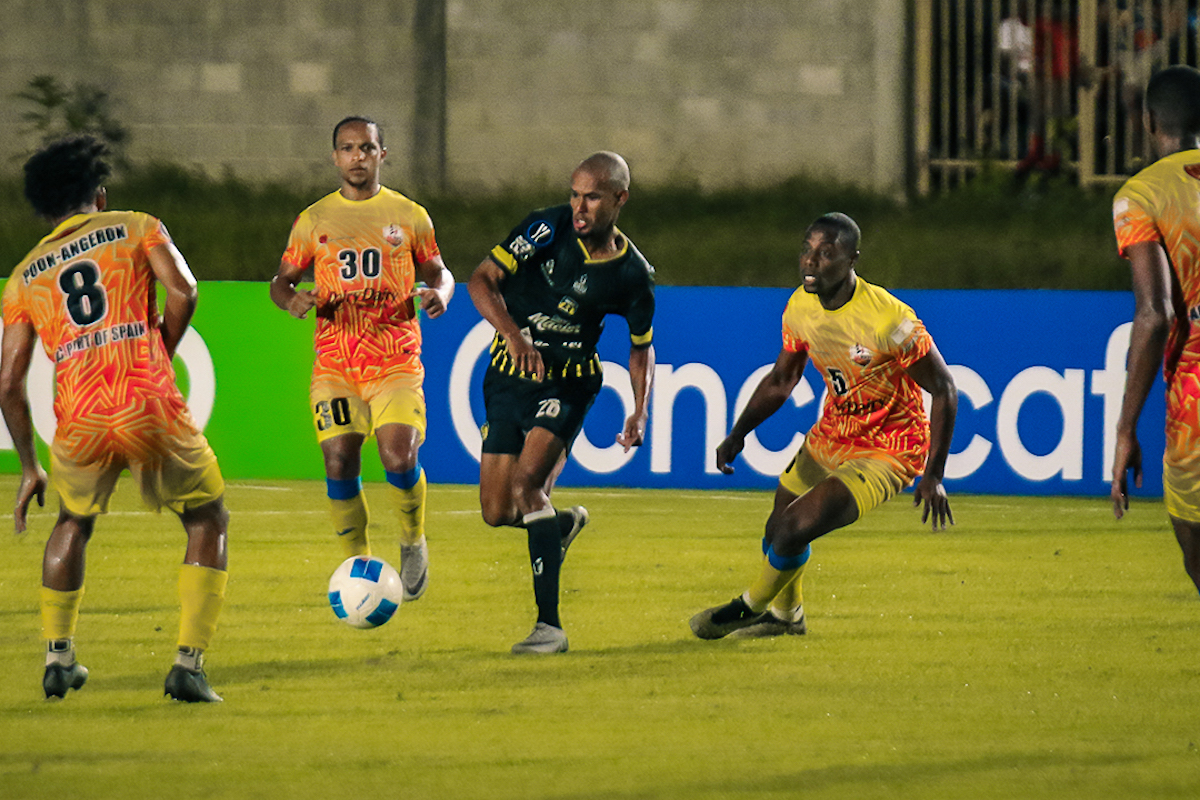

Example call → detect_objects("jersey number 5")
338 248 383 280
827 367 849 396
58 261 108 326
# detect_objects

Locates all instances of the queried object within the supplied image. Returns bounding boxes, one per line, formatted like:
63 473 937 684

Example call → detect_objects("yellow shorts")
311 369 426 444
51 430 225 517
1163 461 1200 523
779 444 911 519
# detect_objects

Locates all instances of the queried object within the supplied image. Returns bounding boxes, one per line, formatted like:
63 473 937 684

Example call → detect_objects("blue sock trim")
326 476 362 501
385 465 423 490
765 542 811 571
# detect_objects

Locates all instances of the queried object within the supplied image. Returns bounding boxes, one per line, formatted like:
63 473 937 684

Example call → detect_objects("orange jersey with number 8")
2 211 198 454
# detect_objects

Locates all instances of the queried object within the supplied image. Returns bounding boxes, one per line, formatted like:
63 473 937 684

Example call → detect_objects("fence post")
1077 0 1098 188
914 0 934 195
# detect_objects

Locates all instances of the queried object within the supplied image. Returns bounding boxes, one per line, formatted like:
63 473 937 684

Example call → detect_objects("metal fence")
914 0 1200 193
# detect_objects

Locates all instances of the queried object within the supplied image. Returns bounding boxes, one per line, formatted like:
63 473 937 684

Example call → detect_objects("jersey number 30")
338 248 383 280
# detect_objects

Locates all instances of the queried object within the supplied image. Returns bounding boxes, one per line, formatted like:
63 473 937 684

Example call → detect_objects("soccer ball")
328 556 403 629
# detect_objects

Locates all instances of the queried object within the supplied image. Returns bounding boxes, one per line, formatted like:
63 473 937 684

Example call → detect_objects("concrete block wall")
0 0 907 195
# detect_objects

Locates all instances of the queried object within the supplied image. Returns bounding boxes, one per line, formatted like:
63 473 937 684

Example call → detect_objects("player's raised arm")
716 347 808 475
270 259 320 320
414 254 454 319
904 343 957 531
146 242 198 359
618 343 655 451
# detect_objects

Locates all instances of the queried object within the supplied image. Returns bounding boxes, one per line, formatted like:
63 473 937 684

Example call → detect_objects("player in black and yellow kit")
468 152 655 654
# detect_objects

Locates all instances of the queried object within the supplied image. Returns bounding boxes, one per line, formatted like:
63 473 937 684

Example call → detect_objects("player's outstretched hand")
715 434 744 475
617 412 647 452
913 475 953 532
1111 432 1142 520
287 289 320 320
14 466 47 536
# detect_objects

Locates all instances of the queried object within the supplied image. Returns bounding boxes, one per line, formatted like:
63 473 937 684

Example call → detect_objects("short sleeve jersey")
2 210 191 437
782 278 934 476
1113 149 1200 469
1113 149 1200 382
282 187 440 382
487 204 655 380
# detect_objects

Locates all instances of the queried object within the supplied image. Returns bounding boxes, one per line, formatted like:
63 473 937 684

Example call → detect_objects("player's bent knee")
480 505 518 528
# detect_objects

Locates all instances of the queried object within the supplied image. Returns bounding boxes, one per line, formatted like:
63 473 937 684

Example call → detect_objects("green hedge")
0 164 1130 290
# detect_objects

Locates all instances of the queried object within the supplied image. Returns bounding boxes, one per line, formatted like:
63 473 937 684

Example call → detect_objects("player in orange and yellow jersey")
270 117 454 601
1111 65 1200 596
0 136 229 702
690 213 958 639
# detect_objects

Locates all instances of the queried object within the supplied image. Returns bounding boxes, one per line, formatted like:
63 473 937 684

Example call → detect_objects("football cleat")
689 597 768 640
164 664 223 703
43 661 89 699
399 538 429 601
728 606 808 638
560 506 589 559
511 622 569 654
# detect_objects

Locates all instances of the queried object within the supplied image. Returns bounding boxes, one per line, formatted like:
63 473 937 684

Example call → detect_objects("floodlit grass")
1 478 1197 799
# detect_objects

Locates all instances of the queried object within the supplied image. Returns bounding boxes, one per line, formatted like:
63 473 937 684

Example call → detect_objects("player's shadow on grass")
557 751 1146 800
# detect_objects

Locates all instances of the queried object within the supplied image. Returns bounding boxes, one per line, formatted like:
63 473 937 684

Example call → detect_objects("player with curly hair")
1 135 230 702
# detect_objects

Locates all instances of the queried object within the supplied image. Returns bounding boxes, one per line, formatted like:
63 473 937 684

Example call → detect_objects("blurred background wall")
0 0 909 195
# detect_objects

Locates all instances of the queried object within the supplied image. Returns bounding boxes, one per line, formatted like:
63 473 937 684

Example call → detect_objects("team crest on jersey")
572 274 588 294
558 297 578 316
527 220 555 247
383 224 405 246
849 343 873 367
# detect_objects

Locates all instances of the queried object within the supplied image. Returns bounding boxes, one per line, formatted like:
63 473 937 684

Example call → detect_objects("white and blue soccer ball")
328 556 403 629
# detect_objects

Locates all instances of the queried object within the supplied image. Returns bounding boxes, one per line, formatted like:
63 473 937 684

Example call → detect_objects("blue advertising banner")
0 284 1164 498
424 286 1162 498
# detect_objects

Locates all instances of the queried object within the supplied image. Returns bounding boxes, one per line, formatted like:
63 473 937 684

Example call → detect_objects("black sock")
524 511 562 628
512 510 572 534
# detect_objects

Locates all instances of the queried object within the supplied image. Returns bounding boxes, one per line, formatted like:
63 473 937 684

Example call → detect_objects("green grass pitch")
1 477 1198 799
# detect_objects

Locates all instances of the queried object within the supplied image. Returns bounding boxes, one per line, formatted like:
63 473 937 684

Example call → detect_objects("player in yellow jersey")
690 213 957 639
1111 65 1200 596
271 117 454 600
0 136 229 701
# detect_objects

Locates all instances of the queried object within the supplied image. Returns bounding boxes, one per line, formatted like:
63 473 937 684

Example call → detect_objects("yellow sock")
769 566 806 618
178 564 228 651
330 493 370 557
41 586 84 641
746 561 800 613
387 468 426 546
745 540 811 613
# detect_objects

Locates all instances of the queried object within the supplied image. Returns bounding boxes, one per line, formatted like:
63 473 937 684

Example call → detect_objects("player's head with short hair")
808 212 861 254
1145 65 1200 140
23 135 112 221
333 116 382 149
575 151 630 194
